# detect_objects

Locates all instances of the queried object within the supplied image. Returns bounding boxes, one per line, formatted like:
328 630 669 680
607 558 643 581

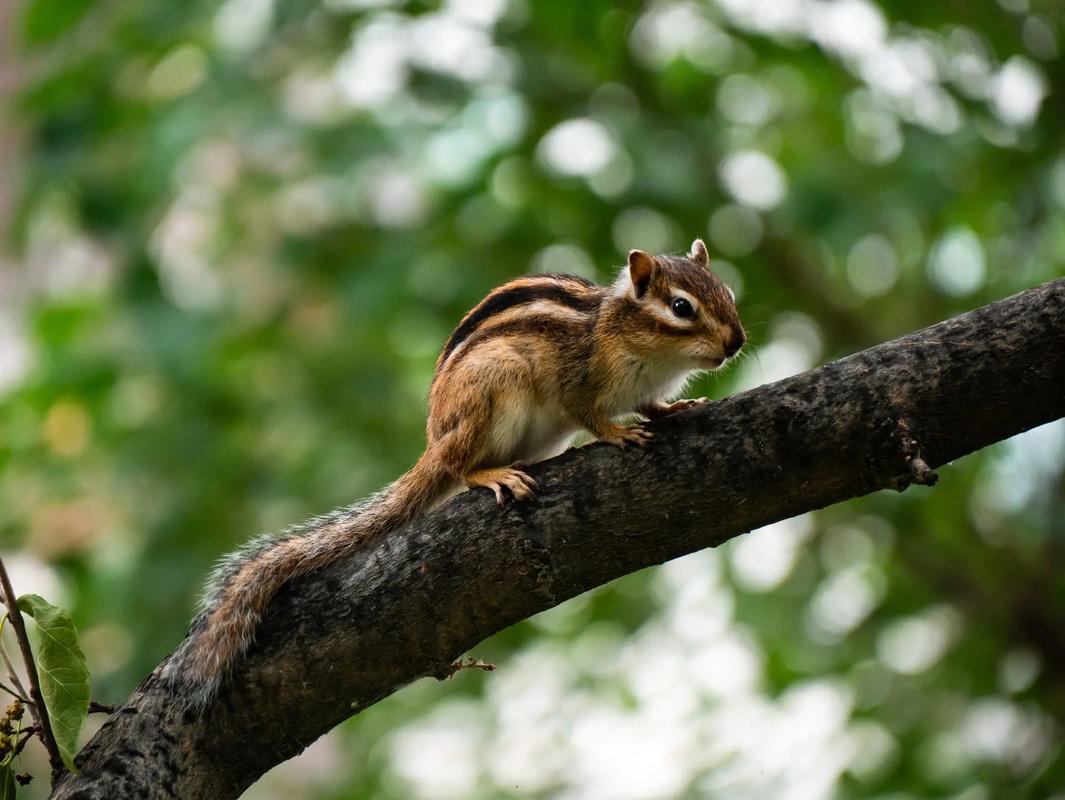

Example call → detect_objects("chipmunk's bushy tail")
163 453 453 711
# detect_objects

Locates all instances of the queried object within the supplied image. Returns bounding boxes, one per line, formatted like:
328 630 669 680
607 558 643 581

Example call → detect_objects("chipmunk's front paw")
640 398 710 420
661 397 709 415
601 424 654 449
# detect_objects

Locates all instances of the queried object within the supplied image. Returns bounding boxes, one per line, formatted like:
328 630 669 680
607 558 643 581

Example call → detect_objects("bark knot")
867 416 939 491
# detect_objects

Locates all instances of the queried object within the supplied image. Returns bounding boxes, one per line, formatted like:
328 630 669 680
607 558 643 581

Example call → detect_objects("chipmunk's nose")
724 330 746 358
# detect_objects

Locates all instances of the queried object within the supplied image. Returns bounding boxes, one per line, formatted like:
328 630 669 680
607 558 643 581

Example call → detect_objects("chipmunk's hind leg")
432 343 556 504
461 372 541 504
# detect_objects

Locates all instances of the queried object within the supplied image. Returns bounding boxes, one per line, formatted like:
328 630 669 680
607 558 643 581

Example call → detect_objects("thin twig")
0 616 31 704
0 558 63 777
0 678 30 705
445 657 496 678
13 726 39 757
88 701 115 715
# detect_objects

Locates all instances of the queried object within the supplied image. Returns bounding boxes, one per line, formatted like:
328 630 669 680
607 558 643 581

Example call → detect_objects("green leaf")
0 764 15 800
21 0 96 46
16 595 90 773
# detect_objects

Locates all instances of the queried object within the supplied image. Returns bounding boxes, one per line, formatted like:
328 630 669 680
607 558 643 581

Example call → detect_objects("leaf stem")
0 558 64 778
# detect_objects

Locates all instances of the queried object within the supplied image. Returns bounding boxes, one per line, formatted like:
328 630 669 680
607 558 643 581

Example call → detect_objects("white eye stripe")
644 300 685 327
670 288 698 307
643 287 700 327
668 288 700 317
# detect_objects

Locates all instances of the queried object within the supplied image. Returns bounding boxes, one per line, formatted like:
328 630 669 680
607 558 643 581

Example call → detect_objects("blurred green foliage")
0 0 1063 797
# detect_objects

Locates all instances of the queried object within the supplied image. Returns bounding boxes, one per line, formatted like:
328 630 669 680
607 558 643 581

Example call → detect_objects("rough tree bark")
51 279 1065 799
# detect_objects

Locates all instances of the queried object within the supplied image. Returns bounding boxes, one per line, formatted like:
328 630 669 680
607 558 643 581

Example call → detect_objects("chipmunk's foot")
600 424 654 449
639 398 710 420
662 397 710 415
465 466 538 505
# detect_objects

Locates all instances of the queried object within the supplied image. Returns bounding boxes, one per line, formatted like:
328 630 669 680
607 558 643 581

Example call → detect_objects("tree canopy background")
0 0 1063 798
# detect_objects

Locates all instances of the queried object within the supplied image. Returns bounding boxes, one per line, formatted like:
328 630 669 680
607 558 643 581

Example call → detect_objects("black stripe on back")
440 275 598 362
440 312 592 374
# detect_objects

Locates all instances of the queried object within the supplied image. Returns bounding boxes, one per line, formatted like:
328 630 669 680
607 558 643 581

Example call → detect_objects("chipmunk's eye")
670 297 695 319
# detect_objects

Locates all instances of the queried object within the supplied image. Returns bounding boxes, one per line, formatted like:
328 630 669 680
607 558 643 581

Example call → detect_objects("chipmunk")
164 238 744 709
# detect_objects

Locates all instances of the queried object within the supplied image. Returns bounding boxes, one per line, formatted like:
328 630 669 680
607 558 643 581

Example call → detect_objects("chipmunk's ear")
628 250 657 298
690 238 709 267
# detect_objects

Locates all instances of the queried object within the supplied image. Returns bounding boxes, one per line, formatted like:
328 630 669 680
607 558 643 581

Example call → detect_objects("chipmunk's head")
622 238 745 369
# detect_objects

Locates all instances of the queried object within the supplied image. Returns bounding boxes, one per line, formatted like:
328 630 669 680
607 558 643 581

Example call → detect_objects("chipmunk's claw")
663 397 710 414
602 424 654 449
466 466 538 505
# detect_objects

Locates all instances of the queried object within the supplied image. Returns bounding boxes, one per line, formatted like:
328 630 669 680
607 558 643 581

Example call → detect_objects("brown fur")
169 239 744 709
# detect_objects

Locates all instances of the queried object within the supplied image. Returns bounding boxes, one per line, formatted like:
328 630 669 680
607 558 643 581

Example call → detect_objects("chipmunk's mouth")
696 356 725 369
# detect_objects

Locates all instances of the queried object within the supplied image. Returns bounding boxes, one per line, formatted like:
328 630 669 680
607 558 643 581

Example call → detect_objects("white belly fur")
482 360 696 468
486 397 577 466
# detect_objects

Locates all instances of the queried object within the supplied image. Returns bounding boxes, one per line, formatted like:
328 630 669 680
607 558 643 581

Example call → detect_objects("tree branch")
51 279 1065 800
